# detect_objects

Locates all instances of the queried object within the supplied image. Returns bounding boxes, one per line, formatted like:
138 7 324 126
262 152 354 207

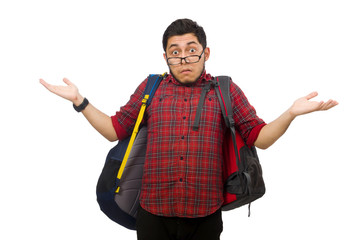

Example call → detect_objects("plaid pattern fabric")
111 72 265 217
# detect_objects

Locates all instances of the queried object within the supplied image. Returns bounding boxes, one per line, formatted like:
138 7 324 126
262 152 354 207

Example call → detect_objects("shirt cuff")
111 115 129 141
246 123 267 148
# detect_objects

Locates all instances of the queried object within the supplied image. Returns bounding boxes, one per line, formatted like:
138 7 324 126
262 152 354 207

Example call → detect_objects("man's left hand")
289 91 339 118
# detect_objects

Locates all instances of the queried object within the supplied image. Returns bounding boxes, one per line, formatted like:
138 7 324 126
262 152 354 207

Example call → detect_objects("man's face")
163 33 210 84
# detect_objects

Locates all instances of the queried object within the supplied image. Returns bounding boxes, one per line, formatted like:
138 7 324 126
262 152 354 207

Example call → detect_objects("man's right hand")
40 78 84 106
40 77 118 142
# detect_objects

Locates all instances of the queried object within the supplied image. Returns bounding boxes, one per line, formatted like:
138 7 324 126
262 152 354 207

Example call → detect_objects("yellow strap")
115 95 149 193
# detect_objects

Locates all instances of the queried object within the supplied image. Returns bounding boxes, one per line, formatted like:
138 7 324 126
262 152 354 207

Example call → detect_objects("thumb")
63 78 73 86
305 91 318 100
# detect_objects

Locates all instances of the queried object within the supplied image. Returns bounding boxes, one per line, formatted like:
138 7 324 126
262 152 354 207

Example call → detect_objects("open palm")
290 92 339 117
40 78 81 104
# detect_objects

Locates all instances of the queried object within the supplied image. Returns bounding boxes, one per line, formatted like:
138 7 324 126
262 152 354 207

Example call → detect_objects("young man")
40 19 338 240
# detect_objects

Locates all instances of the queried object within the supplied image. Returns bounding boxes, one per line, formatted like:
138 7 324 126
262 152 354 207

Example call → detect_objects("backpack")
192 76 265 215
96 73 165 230
213 76 266 215
96 74 265 230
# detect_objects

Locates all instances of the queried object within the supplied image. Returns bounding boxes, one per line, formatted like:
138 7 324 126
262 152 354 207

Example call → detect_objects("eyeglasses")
166 49 205 66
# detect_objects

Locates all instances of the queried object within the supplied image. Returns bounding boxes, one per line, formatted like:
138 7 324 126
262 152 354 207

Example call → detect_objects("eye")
172 50 179 55
189 48 196 54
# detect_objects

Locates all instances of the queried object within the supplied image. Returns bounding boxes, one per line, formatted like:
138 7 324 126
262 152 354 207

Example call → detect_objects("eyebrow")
168 41 198 50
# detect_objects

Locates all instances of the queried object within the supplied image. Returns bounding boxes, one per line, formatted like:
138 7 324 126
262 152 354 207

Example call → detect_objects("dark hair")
162 19 207 52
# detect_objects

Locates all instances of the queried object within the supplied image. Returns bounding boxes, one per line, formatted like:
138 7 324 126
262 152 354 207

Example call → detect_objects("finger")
39 78 45 85
319 100 334 111
39 79 53 91
317 101 325 110
319 100 331 110
323 100 338 110
39 78 48 86
63 78 72 86
305 91 318 100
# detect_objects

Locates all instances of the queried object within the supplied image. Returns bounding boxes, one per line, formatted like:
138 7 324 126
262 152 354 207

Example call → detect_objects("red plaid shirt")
111 71 265 218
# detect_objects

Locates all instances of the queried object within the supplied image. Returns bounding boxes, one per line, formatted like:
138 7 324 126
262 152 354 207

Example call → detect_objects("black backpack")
213 76 265 215
96 74 165 230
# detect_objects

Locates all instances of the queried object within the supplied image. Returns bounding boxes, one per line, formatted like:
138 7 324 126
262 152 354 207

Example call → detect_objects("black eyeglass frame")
166 49 205 66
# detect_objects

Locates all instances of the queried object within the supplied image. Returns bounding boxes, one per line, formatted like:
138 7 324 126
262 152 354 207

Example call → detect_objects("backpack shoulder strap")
144 73 167 106
192 76 232 131
192 81 213 131
214 76 242 169
214 76 233 128
115 72 166 189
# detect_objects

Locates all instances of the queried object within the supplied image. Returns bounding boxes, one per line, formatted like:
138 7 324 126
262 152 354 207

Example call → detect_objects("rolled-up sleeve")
230 80 266 147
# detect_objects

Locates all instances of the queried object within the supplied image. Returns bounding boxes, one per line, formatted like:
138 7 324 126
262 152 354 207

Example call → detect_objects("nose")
180 57 187 64
180 50 189 64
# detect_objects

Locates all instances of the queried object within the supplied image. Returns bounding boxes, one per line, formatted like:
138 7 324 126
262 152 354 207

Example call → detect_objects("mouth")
180 69 192 74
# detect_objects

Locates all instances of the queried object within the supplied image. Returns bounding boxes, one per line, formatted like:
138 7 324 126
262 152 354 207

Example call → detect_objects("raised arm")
40 78 118 142
254 92 338 149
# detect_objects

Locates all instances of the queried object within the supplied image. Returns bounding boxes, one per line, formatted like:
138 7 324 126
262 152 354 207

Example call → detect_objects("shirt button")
180 156 184 160
181 136 184 139
183 116 186 120
184 98 187 102
179 178 183 182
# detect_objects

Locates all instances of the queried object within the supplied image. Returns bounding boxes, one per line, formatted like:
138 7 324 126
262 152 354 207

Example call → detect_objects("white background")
1 0 361 239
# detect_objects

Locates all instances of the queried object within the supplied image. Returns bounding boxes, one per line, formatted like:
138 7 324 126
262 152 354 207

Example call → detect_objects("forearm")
75 96 118 142
254 108 295 149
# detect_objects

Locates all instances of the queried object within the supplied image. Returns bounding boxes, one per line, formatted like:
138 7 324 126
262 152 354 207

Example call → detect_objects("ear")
204 47 210 61
163 52 167 62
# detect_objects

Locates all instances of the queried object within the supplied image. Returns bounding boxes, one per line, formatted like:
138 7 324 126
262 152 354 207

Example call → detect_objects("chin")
180 77 199 85
169 67 204 85
170 72 194 84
